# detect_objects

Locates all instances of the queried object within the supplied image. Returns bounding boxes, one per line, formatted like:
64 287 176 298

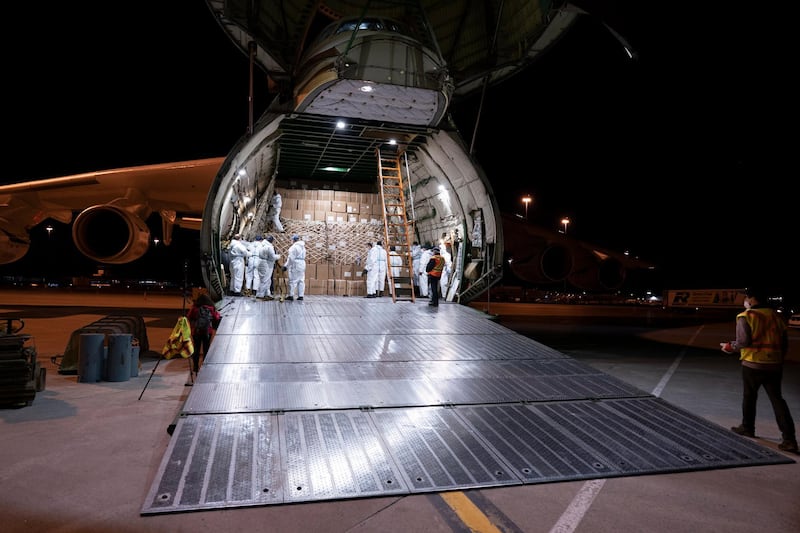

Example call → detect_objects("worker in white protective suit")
375 241 389 296
255 235 280 300
244 236 258 296
282 234 306 301
439 244 453 298
266 192 284 233
417 244 433 298
410 241 422 294
227 234 249 296
363 242 379 298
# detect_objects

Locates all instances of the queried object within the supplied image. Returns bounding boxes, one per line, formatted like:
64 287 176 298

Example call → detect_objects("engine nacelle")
508 244 573 284
0 233 30 264
568 252 626 291
501 213 572 283
72 205 150 264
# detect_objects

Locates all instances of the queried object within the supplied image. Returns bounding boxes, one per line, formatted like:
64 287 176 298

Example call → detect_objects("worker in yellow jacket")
721 287 797 453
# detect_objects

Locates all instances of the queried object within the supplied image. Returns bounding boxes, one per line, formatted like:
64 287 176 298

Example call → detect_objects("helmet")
255 234 263 241
292 234 300 241
266 235 274 242
432 247 440 253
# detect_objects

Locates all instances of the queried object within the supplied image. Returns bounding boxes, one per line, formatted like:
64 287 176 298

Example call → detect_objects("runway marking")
651 324 701 397
548 479 606 533
548 324 703 533
439 491 503 533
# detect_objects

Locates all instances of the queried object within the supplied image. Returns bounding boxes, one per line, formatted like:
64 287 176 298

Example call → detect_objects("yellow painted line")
440 491 502 533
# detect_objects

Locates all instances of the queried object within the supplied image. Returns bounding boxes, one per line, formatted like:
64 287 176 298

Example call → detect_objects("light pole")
522 196 532 219
561 217 570 234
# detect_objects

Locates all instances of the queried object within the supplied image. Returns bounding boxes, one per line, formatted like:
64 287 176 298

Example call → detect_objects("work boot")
779 439 798 453
731 425 755 437
285 296 293 301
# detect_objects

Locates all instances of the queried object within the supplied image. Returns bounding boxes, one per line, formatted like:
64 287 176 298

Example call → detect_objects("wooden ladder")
377 149 416 303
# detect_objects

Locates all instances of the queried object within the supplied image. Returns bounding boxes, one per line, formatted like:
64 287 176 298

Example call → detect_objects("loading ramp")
142 297 792 514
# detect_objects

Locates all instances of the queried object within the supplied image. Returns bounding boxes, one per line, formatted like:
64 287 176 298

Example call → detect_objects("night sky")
2 3 794 301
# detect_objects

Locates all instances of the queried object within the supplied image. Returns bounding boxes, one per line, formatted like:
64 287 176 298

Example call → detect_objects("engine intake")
72 205 150 264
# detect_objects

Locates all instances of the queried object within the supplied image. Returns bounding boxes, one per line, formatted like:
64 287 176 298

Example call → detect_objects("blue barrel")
78 333 104 383
130 344 140 377
106 334 132 382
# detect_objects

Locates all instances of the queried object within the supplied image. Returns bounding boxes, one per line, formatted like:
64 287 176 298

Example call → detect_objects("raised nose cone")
293 17 453 127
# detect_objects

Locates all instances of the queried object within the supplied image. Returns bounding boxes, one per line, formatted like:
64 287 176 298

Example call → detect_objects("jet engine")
499 212 634 291
72 205 151 264
501 213 572 283
507 244 573 284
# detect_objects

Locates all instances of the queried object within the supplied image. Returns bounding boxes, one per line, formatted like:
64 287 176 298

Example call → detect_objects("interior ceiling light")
321 166 350 173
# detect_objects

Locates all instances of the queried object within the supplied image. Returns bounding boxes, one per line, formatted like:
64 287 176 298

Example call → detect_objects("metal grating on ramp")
143 399 791 514
142 297 794 515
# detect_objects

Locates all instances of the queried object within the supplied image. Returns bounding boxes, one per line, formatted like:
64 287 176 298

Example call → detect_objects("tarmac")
1 289 798 533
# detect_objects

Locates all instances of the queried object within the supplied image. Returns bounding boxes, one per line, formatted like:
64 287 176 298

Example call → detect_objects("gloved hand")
720 342 735 354
282 266 287 272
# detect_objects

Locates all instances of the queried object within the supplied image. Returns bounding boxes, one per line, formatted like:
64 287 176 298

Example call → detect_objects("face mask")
743 299 751 309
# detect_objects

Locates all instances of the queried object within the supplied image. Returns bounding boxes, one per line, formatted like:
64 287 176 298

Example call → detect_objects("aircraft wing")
501 213 656 291
0 158 223 265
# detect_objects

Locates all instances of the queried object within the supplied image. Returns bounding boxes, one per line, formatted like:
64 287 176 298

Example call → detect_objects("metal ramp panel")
142 297 793 515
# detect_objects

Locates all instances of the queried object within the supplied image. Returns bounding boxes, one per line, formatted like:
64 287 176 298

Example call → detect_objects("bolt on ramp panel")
142 399 792 515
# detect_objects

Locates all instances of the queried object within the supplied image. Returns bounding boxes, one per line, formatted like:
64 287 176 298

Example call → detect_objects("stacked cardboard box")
272 188 382 297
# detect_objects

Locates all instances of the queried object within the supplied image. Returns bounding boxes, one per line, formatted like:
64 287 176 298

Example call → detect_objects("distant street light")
45 225 53 239
153 238 160 246
561 217 570 234
522 195 532 219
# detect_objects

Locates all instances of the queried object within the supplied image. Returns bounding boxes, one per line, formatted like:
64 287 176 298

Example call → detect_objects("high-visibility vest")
737 307 786 365
427 255 445 278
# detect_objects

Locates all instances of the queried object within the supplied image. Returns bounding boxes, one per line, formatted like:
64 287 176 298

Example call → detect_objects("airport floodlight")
522 196 532 219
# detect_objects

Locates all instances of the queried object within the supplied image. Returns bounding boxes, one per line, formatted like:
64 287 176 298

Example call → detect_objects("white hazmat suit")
228 236 249 295
284 235 306 300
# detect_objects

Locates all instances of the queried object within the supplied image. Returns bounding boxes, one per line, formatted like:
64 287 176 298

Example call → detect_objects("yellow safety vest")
736 307 786 365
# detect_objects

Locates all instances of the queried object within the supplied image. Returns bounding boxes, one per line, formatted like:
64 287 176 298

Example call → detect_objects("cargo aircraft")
0 1 650 303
